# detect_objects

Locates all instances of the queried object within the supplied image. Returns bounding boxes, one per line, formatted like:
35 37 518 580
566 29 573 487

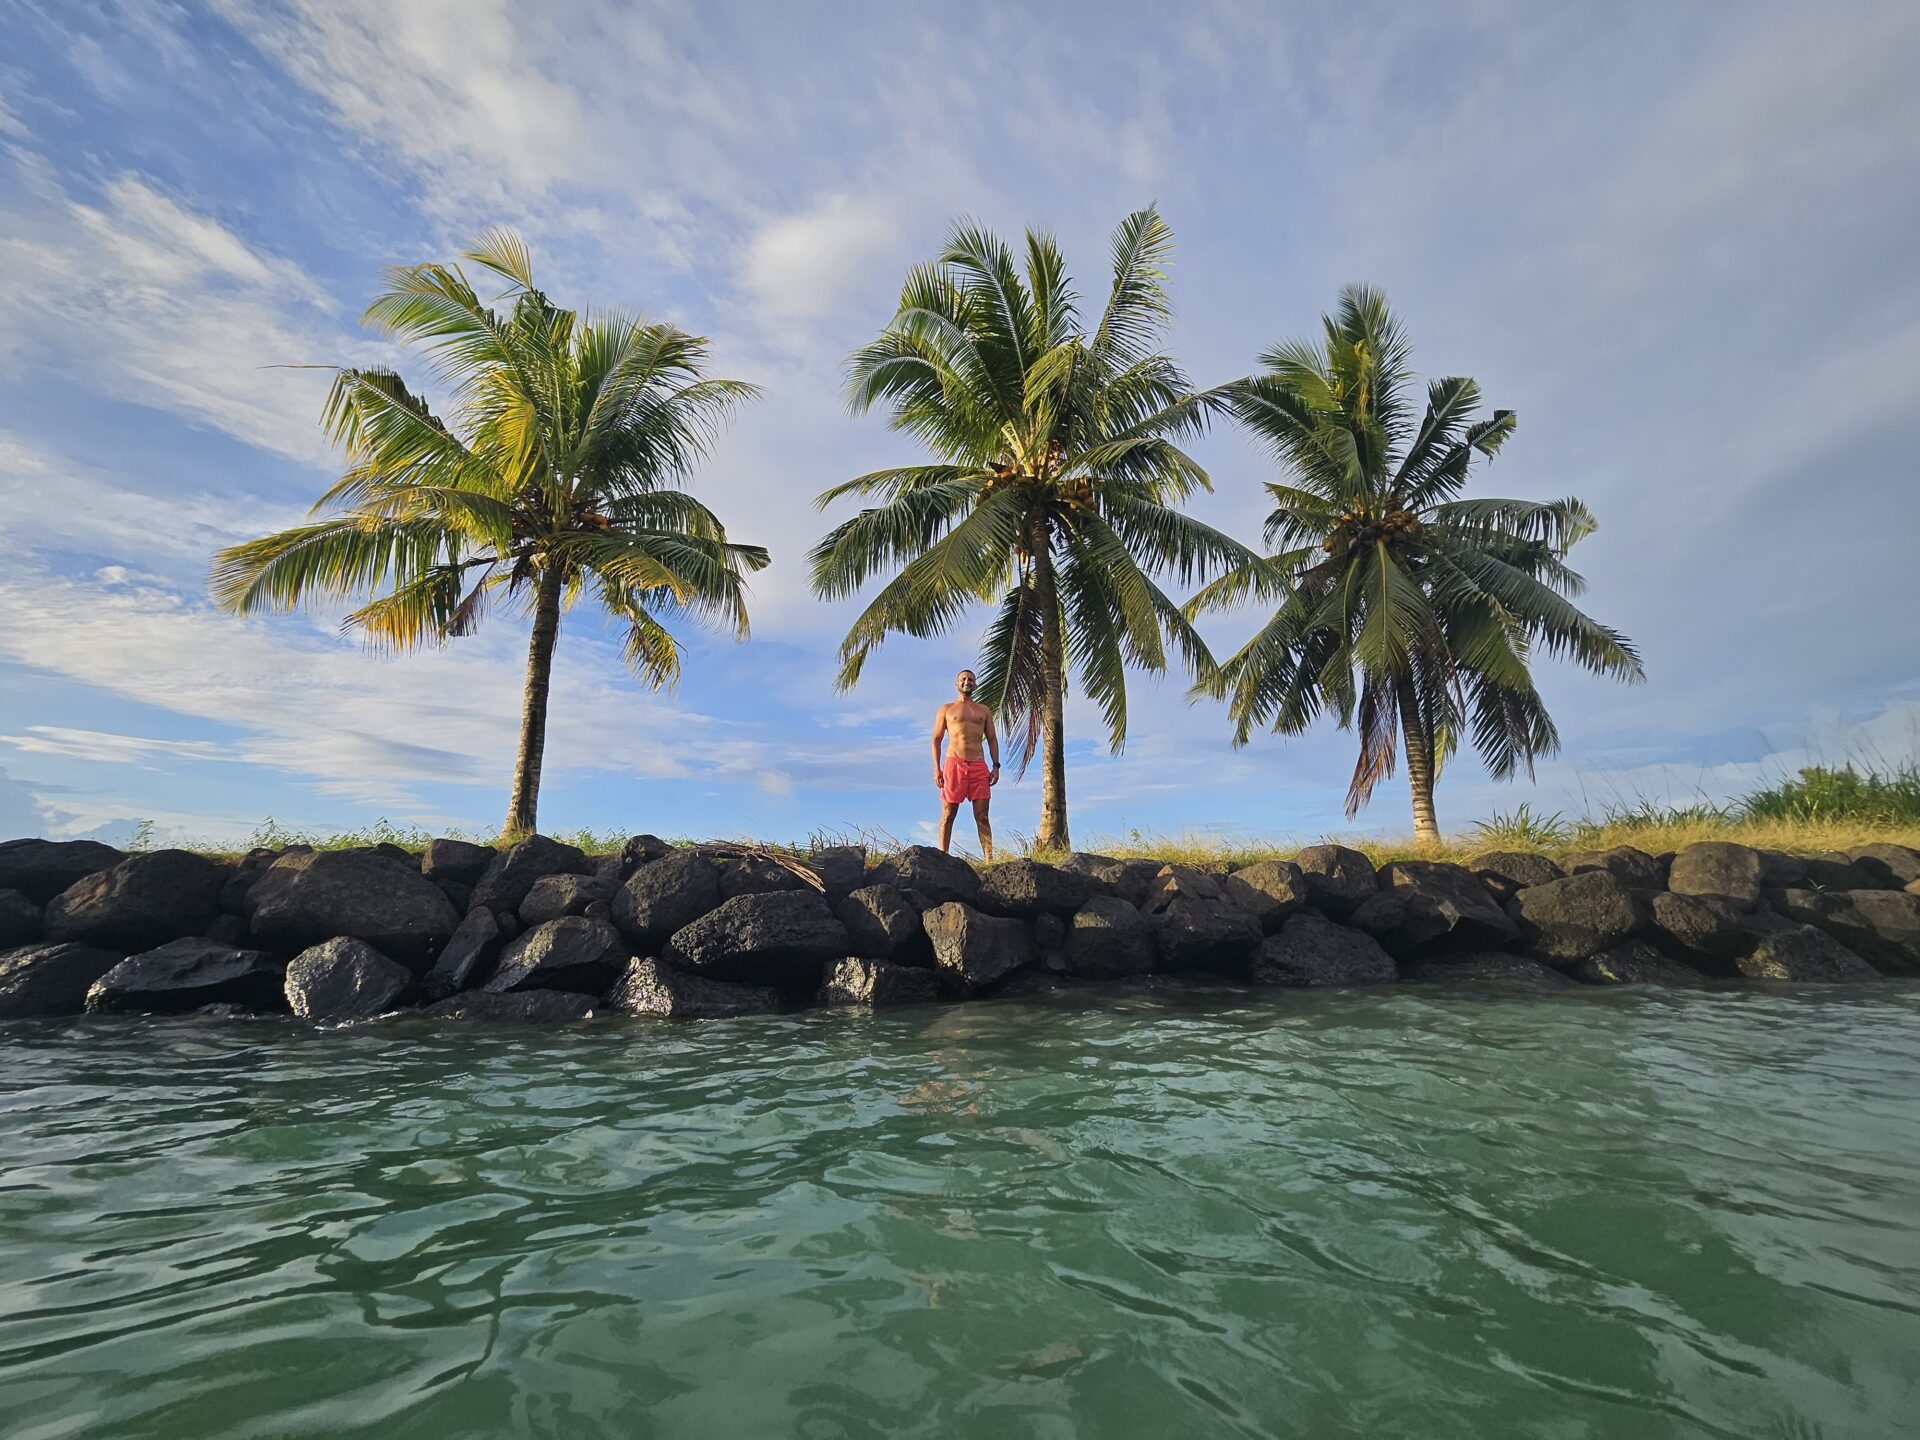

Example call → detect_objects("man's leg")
971 798 993 863
938 802 961 853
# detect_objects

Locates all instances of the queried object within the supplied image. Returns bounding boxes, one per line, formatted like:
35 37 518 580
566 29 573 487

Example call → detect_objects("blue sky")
2 0 1917 851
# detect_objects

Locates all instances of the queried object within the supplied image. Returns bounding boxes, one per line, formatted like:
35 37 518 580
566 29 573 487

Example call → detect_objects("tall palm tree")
211 230 768 838
810 207 1256 851
1193 286 1643 844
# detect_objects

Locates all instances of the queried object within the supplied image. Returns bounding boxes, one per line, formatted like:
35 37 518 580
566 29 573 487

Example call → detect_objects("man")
931 669 1000 861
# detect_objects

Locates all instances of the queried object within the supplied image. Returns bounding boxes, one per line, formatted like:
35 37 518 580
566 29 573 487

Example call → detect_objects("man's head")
954 669 975 697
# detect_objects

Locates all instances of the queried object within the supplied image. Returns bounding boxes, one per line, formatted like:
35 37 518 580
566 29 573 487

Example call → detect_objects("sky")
1 0 1917 852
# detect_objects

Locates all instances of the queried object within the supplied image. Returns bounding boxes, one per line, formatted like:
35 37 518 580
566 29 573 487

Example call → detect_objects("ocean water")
3 983 1918 1439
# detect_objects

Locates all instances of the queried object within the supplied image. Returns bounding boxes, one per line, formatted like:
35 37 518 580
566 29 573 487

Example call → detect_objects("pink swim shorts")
941 756 992 805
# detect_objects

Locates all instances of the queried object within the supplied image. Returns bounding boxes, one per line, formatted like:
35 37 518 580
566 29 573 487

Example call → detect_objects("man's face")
955 671 975 697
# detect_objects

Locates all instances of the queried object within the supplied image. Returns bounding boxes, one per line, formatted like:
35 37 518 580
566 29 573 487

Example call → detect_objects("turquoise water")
4 984 1919 1439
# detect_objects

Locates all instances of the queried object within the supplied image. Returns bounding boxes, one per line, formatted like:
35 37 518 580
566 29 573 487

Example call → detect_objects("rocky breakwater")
1 833 1917 1026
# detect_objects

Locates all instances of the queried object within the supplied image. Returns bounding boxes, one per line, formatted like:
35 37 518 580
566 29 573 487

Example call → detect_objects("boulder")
204 913 252 948
284 937 413 1021
612 851 721 949
1056 853 1162 905
808 844 869 901
1802 851 1888 891
716 854 810 900
0 942 125 1017
1222 860 1309 933
608 958 780 1018
1847 843 1920 888
85 940 283 1013
0 839 125 904
1507 870 1649 964
44 850 227 952
247 849 460 968
1403 953 1576 987
422 838 496 888
664 890 850 988
469 835 593 914
834 884 921 960
819 957 941 1008
1376 861 1521 956
1648 892 1745 967
0 889 41 949
921 901 1036 993
978 859 1099 918
1758 850 1809 889
1575 941 1711 986
1289 844 1377 918
1465 851 1565 904
1560 846 1666 891
518 872 614 926
218 846 288 914
1034 912 1067 950
1666 843 1765 911
1909 879 1920 897
1140 863 1231 910
484 917 629 996
871 845 982 908
420 907 502 1000
424 989 596 1023
434 881 473 914
1249 912 1396 986
1736 926 1878 982
616 833 675 871
1141 867 1261 972
1064 895 1157 979
1815 891 1920 975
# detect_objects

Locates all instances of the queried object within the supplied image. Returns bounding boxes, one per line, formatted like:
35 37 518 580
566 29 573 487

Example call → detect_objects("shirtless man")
931 669 1000 861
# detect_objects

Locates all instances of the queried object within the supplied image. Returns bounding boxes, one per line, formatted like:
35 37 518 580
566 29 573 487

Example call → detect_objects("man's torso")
941 700 990 761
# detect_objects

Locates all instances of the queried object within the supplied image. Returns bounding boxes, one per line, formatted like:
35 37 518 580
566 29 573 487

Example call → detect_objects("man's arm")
931 706 947 788
984 711 1001 784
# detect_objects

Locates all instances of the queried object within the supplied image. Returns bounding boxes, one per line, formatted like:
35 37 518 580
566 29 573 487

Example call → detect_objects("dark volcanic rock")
1249 912 1396 986
1289 845 1377 918
609 957 779 1018
808 844 869 901
45 850 227 952
1465 851 1565 904
1737 926 1878 982
484 917 628 996
1405 952 1576 987
1847 843 1920 887
518 872 614 926
1508 870 1649 964
284 937 412 1021
1757 850 1809 889
433 881 473 914
612 851 721 949
1376 861 1521 956
834 884 921 960
248 849 459 968
716 854 810 900
1034 912 1067 950
615 833 674 875
1056 853 1163 905
1801 851 1887 892
1815 891 1920 975
0 839 125 904
203 912 252 948
1064 895 1157 979
469 835 593 914
420 907 502 1000
0 889 42 949
1222 860 1308 933
1575 941 1711 986
921 901 1036 993
1141 866 1260 972
1648 892 1745 967
422 838 496 888
664 890 850 987
0 942 125 1017
978 859 1099 918
218 847 287 915
1667 842 1765 911
85 940 283 1014
424 989 596 1023
1560 846 1666 891
820 957 941 1008
871 845 982 908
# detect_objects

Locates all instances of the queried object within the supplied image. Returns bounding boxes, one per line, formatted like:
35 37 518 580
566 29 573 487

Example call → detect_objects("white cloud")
0 726 234 766
739 193 903 325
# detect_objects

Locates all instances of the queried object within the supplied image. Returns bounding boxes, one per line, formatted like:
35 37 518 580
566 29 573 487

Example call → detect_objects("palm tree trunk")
503 561 564 839
1033 539 1070 852
1398 675 1440 846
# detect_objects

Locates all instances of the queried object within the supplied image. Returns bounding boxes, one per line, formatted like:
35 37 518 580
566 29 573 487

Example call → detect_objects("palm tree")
810 207 1258 851
1193 285 1643 845
211 230 768 838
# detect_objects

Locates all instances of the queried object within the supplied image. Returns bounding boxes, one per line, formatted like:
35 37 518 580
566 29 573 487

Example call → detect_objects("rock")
1667 843 1765 910
469 835 593 913
1575 941 1711 986
284 938 412 1021
1909 879 1920 897
218 847 287 915
85 940 283 1014
1815 891 1920 975
1034 912 1067 950
1772 887 1840 926
834 884 921 960
1376 861 1521 956
1140 863 1231 910
420 907 502 1000
1758 850 1809 889
43 850 227 952
808 844 869 900
1465 851 1565 904
247 849 459 969
716 854 810 900
1403 953 1576 987
1249 913 1396 986
615 833 675 875
664 890 850 988
1648 892 1745 967
1737 926 1878 982
518 872 614 926
1508 870 1649 964
871 845 982 908
484 917 629 996
921 901 1036 993
1141 866 1261 972
1348 890 1411 947
1064 895 1157 979
0 839 126 904
608 957 779 1018
0 943 126 1017
1560 846 1666 891
1846 843 1920 887
1802 851 1888 891
203 912 252 948
1056 853 1163 905
612 851 721 948
819 957 941 1008
978 859 1099 918
0 889 42 948
1222 860 1309 933
424 989 596 1023
1289 844 1377 918
434 881 473 914
422 838 496 887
